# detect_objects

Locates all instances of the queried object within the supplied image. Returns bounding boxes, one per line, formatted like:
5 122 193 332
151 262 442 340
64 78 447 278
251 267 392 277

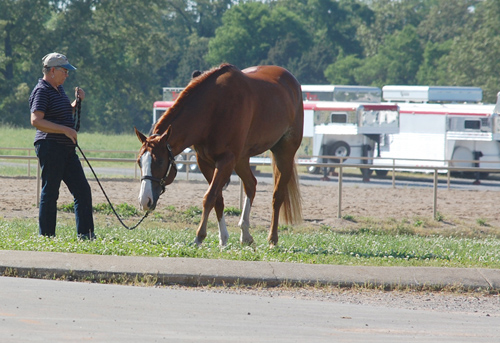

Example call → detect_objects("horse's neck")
155 111 200 156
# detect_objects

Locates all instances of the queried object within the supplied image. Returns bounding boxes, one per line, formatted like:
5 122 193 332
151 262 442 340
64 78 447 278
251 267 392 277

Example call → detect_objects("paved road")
1 276 499 343
1 250 499 342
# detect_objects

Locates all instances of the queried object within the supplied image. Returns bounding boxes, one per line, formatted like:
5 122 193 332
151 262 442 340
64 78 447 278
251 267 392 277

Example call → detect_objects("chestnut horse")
135 64 303 246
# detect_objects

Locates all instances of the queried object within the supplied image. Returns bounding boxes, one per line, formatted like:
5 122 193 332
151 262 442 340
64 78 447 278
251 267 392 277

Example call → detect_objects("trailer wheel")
328 141 351 163
188 154 199 173
175 153 186 172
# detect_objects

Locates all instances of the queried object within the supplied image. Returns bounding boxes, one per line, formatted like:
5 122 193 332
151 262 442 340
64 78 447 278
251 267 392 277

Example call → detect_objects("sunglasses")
55 67 69 75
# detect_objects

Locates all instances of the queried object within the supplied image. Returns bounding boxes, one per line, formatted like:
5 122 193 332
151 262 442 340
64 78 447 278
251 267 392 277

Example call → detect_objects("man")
29 52 95 240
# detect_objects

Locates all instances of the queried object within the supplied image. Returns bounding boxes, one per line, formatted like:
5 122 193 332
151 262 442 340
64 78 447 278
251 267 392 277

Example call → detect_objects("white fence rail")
2 147 500 220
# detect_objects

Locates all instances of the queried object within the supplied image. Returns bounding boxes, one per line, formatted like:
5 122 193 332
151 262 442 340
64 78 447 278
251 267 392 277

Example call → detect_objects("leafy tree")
0 0 54 127
343 25 423 87
324 53 362 85
194 0 236 38
417 0 476 44
439 0 500 102
207 0 372 84
206 2 274 68
357 0 429 57
416 40 452 85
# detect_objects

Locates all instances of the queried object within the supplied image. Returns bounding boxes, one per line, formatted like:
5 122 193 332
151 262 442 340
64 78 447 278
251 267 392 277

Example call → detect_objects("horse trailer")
302 100 400 177
374 86 500 181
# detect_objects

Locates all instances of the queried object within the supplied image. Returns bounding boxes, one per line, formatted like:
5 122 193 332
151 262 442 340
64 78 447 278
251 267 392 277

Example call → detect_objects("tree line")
1 0 499 134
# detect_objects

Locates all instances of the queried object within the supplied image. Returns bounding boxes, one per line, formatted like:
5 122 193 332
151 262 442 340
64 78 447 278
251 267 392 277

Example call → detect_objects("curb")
1 250 499 291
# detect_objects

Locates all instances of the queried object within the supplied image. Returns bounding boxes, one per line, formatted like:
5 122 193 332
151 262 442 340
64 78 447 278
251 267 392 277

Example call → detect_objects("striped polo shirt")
29 78 75 147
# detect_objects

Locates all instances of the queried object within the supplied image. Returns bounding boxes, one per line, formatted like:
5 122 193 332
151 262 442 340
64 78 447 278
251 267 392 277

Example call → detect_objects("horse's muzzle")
138 180 160 211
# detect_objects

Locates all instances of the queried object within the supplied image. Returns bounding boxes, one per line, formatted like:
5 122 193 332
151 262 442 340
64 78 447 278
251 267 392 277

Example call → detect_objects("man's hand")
75 87 85 101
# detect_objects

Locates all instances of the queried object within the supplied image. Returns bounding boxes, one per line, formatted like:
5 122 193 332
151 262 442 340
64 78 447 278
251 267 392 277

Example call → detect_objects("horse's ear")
160 125 172 144
135 127 147 144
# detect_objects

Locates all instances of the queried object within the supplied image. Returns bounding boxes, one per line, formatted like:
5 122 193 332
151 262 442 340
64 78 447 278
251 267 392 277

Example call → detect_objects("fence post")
28 149 31 177
135 153 138 179
392 159 396 189
337 165 343 218
433 169 438 219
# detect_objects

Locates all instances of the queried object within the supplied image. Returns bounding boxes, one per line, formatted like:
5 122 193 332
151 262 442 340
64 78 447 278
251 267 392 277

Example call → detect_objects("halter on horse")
135 63 303 246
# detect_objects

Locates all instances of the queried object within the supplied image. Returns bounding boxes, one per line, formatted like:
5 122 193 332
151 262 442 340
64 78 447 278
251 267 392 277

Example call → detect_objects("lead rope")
74 87 81 132
74 87 149 230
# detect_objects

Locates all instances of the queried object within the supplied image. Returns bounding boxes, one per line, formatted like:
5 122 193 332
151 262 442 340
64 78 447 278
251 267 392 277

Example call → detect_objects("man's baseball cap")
42 52 77 70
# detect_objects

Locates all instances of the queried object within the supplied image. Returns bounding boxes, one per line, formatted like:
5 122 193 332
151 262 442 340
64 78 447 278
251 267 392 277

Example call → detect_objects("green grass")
1 205 499 269
0 125 142 151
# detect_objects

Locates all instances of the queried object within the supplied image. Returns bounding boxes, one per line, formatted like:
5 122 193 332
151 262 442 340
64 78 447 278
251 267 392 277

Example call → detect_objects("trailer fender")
450 146 473 168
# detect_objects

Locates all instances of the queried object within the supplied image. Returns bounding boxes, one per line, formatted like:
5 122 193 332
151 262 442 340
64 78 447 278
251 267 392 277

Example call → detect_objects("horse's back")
241 65 303 146
242 65 302 99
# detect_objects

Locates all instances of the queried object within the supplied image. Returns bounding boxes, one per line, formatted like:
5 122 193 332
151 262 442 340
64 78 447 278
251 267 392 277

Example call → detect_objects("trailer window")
331 112 347 123
464 120 480 130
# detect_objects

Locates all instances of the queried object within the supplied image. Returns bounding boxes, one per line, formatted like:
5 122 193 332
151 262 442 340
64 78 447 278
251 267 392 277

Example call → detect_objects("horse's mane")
154 63 236 133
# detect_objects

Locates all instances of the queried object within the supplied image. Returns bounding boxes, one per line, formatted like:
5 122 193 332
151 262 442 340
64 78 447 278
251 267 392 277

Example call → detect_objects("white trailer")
303 101 400 178
376 86 500 181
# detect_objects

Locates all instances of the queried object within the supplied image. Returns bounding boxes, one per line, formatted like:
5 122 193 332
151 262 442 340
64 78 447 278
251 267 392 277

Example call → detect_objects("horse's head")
135 127 177 211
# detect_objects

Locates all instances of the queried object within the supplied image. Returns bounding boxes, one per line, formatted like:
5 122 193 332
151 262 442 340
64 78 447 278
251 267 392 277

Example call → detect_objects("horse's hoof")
240 235 254 246
267 237 278 247
240 239 254 246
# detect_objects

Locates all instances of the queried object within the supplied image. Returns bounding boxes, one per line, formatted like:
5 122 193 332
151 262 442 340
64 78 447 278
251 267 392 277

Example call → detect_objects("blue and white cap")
42 52 77 70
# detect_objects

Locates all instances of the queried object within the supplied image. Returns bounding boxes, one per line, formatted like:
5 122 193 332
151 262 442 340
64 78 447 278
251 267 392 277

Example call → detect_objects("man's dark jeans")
35 140 94 237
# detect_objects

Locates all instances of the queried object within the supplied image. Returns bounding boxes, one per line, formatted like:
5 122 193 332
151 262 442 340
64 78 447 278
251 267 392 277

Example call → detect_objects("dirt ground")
2 175 500 234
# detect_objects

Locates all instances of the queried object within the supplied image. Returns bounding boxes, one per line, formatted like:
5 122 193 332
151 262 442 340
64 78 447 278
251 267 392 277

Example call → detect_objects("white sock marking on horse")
238 196 253 244
218 214 229 246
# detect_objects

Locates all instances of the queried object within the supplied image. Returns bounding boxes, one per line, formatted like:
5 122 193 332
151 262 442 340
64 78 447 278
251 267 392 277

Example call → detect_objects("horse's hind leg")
268 140 300 246
234 161 257 245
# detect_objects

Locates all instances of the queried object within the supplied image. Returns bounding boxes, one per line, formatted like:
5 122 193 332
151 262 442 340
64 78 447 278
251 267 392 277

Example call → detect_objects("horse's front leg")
234 161 257 245
195 158 232 246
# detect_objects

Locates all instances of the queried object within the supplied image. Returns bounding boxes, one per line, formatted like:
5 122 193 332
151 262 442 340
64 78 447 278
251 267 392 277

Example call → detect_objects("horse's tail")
273 159 303 225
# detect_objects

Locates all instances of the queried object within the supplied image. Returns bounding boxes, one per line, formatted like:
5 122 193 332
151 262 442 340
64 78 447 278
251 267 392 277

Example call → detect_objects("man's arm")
31 110 77 144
